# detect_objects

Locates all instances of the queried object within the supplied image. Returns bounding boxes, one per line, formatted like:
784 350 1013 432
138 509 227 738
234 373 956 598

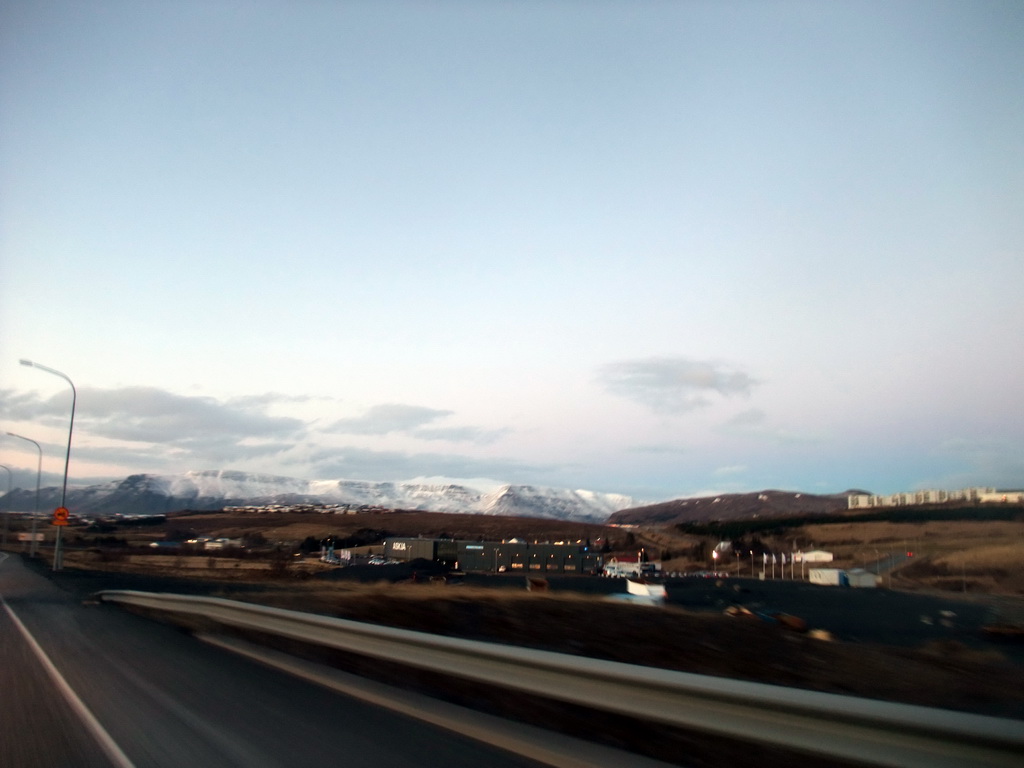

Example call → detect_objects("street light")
20 359 75 571
0 464 10 548
6 432 42 556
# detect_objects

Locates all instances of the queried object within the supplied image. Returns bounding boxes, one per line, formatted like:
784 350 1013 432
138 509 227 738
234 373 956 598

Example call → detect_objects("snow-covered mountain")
3 470 634 523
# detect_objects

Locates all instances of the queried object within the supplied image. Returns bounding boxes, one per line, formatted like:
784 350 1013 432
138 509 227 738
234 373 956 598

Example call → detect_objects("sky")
1 0 1022 504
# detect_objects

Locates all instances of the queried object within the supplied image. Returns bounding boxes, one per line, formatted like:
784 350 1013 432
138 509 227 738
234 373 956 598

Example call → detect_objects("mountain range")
1 470 636 523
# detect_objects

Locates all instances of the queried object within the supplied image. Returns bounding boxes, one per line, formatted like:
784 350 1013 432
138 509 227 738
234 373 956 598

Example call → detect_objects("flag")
772 553 777 564
763 553 768 564
781 553 787 566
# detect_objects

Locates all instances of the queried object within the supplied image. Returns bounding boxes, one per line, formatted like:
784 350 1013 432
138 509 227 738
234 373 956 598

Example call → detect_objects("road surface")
0 552 557 768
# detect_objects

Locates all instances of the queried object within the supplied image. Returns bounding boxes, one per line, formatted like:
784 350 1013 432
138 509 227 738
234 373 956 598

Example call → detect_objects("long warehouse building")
385 538 603 574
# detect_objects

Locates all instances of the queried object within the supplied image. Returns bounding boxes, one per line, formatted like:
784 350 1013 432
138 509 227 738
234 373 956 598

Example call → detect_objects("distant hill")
608 489 863 526
0 470 635 523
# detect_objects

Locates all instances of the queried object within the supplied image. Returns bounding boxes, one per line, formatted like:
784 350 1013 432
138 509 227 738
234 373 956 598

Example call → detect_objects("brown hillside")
609 489 854 526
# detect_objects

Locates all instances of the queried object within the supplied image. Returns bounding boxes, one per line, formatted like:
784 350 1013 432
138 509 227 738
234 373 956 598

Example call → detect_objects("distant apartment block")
848 487 1024 509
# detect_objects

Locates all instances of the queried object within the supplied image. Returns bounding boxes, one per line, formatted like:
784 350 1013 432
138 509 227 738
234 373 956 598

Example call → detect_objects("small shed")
809 568 846 586
846 568 879 588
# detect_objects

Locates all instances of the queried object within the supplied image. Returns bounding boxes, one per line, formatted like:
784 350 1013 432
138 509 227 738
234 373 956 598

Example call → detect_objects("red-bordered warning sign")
52 507 70 526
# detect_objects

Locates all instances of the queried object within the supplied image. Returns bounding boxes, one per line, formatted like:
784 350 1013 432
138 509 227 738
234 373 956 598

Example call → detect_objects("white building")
603 557 660 578
977 490 1024 504
847 487 999 509
203 537 241 550
809 568 845 586
797 550 833 563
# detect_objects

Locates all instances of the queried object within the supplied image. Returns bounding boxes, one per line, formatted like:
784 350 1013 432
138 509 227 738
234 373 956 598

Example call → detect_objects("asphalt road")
0 553 555 768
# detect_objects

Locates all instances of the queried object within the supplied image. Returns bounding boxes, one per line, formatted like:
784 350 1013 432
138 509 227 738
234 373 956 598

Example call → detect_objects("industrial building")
384 538 603 574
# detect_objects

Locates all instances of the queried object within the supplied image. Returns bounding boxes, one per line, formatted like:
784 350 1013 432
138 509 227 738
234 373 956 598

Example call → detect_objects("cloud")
716 408 823 445
305 445 550 484
2 386 308 471
598 357 757 414
4 385 522 486
79 438 298 472
227 393 318 409
75 387 305 444
722 408 766 427
327 403 507 444
328 404 453 435
628 443 688 455
0 388 73 427
414 425 510 444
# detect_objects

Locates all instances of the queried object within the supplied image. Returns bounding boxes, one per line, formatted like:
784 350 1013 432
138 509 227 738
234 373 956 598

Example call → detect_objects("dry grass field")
796 519 1024 595
28 508 1023 595
630 518 1024 596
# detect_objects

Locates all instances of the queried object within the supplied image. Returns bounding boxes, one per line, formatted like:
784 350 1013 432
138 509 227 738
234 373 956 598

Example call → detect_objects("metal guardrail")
97 590 1024 768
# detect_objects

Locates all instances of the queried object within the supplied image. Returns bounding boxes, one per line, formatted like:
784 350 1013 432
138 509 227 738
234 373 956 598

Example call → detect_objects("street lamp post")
20 359 75 571
0 464 10 548
6 432 42 556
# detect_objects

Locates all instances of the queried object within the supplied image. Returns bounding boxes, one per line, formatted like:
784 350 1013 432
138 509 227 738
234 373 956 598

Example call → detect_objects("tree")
268 547 291 577
241 531 267 548
690 540 707 561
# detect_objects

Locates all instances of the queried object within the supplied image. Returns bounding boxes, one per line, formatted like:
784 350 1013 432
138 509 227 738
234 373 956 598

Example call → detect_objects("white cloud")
305 445 551 484
598 357 758 415
78 387 306 444
3 385 530 487
2 386 307 474
327 403 507 445
628 443 688 455
414 425 510 444
328 404 453 435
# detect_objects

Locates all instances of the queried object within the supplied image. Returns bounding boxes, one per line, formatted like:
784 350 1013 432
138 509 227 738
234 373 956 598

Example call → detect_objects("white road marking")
1 595 137 768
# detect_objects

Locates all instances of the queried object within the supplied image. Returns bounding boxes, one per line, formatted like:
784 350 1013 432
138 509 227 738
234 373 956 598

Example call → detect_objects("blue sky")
2 1 1022 502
